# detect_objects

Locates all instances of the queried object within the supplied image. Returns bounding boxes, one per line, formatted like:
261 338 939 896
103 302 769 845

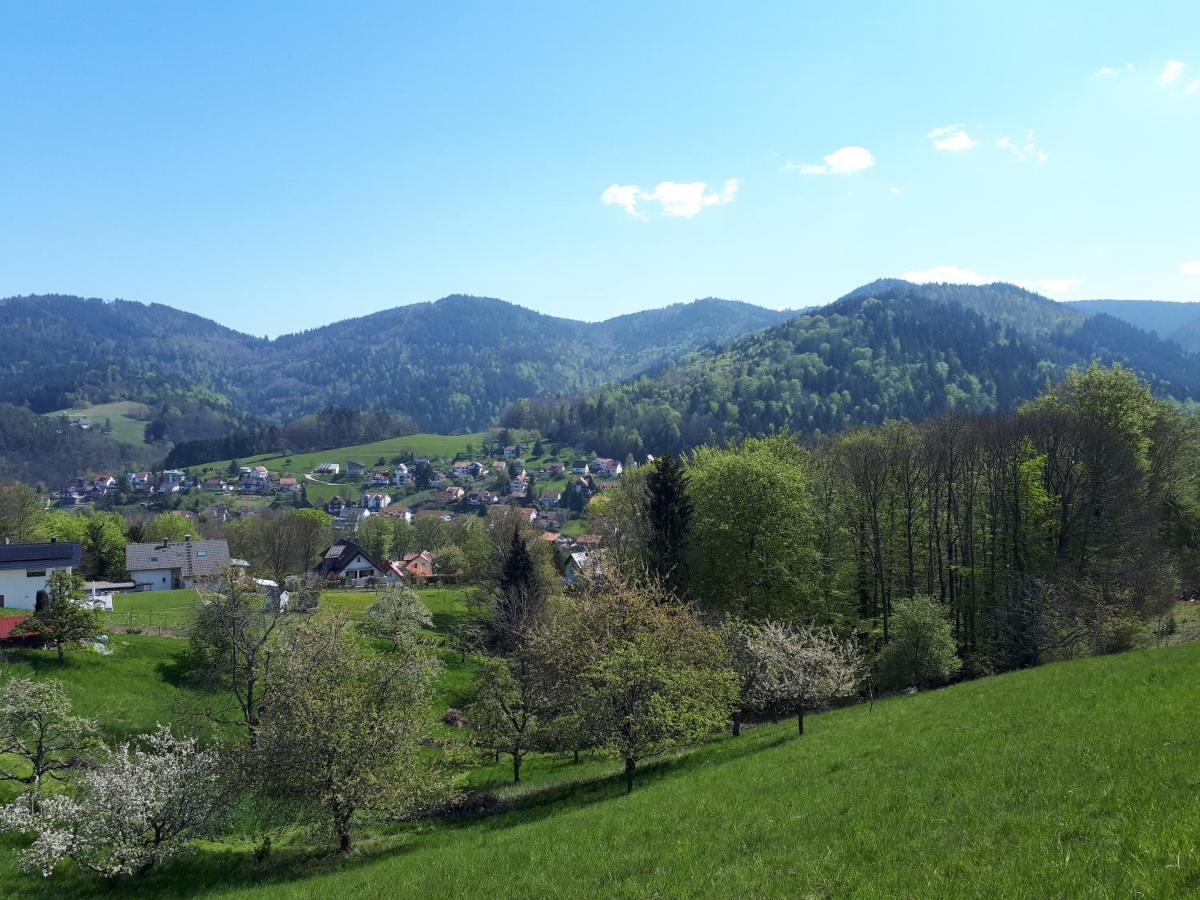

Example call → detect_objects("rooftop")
0 541 82 571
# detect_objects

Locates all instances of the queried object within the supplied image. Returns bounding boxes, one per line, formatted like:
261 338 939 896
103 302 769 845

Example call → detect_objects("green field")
102 588 201 632
185 433 489 503
2 624 1199 897
191 433 487 479
44 400 152 447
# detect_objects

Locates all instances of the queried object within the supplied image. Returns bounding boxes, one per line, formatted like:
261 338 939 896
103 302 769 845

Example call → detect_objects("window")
26 569 46 578
0 595 5 608
196 550 207 557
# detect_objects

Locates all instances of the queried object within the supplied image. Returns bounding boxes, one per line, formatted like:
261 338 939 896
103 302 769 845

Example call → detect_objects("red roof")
0 615 31 640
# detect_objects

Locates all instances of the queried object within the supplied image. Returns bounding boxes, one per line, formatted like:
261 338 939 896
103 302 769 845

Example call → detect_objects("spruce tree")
645 454 692 597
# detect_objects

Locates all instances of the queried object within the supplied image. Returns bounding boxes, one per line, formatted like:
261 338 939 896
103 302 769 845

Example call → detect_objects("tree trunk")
624 756 636 794
573 748 580 764
513 752 522 784
56 643 64 663
732 710 743 736
334 802 353 854
797 707 805 736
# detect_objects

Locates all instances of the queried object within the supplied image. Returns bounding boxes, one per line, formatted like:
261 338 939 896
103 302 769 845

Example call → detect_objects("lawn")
4 638 1200 897
43 400 152 447
102 588 201 632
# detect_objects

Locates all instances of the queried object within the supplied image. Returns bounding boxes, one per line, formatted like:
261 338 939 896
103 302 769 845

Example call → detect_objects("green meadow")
44 400 152 447
2 619 1199 897
191 433 488 480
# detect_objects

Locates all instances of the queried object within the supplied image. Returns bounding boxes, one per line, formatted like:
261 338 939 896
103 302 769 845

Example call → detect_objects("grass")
558 517 589 537
190 434 488 481
43 400 152 447
0 635 206 750
102 588 201 632
3 635 1200 897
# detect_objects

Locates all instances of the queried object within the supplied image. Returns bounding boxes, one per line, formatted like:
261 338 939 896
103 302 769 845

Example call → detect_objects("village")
1 434 629 629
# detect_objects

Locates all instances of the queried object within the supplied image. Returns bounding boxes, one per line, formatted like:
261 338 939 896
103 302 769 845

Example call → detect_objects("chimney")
49 536 57 543
184 534 193 542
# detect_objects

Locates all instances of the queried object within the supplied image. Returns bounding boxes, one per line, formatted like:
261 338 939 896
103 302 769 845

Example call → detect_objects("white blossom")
1 725 225 878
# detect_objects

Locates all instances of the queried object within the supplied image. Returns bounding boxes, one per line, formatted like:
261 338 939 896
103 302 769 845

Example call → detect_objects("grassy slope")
2 640 1198 897
190 433 487 481
44 400 151 447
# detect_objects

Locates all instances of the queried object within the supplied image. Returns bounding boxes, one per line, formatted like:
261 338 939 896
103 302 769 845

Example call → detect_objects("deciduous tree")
252 614 442 853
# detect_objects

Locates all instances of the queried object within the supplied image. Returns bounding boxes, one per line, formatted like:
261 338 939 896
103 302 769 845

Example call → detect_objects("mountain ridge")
0 292 793 435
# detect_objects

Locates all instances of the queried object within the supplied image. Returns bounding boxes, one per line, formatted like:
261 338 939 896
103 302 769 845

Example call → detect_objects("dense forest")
0 404 155 486
163 408 418 468
599 364 1198 675
0 293 790 434
505 283 1200 458
1071 298 1200 352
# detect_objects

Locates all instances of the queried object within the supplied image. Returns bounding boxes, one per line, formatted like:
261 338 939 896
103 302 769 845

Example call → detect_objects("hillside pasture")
2 638 1198 897
43 400 152 447
190 433 488 481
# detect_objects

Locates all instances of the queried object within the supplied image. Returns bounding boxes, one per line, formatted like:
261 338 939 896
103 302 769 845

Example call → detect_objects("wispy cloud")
1094 62 1133 77
1182 260 1200 276
927 124 977 152
1187 80 1200 94
889 186 903 195
997 130 1048 163
786 145 875 175
601 178 739 220
900 265 1081 297
1158 60 1187 84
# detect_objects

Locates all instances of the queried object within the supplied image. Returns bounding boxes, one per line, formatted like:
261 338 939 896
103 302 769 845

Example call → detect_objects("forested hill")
504 280 1200 458
1070 299 1200 352
0 293 791 435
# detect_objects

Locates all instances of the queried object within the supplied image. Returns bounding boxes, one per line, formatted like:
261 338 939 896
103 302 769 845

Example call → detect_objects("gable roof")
315 539 386 576
125 539 231 577
0 542 82 571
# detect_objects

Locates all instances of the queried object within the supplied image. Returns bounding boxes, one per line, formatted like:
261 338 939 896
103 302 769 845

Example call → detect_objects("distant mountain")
1070 299 1200 351
508 280 1200 457
0 293 791 436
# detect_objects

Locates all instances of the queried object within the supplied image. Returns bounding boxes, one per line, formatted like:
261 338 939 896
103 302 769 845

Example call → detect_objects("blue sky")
1 1 1198 335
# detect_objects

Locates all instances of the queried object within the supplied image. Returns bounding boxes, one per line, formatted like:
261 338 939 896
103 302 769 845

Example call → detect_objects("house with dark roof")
125 538 232 591
312 539 391 587
0 540 82 610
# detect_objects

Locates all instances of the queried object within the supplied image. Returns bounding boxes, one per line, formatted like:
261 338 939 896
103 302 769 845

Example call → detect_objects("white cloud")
1159 60 1186 84
927 124 977 152
889 186 903 194
1187 79 1200 94
997 130 1048 163
900 265 1081 296
601 178 738 220
600 184 646 219
787 145 875 175
1181 260 1200 276
1094 62 1133 77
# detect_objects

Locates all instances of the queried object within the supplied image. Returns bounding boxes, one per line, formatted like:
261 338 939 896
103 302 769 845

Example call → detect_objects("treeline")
503 289 1200 460
0 404 156 487
597 364 1196 673
163 408 418 468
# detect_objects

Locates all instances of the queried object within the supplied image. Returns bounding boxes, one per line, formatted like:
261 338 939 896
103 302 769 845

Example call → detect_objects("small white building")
0 540 82 610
